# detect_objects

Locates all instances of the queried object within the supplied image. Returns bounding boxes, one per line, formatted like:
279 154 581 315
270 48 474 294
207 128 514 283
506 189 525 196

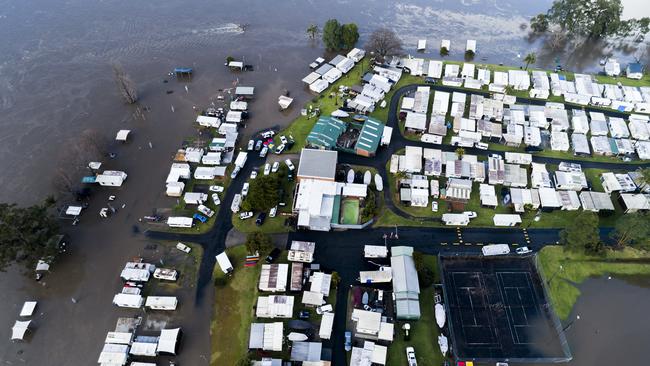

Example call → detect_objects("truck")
234 151 248 168
482 244 511 256
216 252 234 275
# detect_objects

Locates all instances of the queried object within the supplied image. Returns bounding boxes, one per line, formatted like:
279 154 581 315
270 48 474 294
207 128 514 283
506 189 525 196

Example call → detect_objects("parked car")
259 146 269 158
285 159 295 171
242 183 250 196
263 163 271 175
316 304 333 315
193 213 208 223
209 185 224 193
299 310 310 320
463 211 477 219
250 170 258 179
475 142 489 150
424 77 437 84
247 139 254 151
239 211 253 220
197 204 214 218
265 248 281 263
269 206 277 218
211 193 221 206
344 331 352 352
272 161 280 173
275 144 286 154
230 166 241 179
516 246 532 255
280 135 288 145
256 212 267 226
406 347 417 366
261 130 275 139
176 242 191 253
255 140 263 151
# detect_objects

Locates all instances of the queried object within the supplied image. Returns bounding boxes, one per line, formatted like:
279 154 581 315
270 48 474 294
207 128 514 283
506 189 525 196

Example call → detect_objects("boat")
361 291 369 305
435 303 446 328
287 332 308 342
438 334 448 356
374 174 383 192
347 169 355 183
353 114 367 122
331 109 350 118
363 171 371 185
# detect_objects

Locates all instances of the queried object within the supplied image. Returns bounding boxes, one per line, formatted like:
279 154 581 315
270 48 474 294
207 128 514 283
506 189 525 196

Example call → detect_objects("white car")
280 135 288 145
247 139 254 151
209 185 224 193
475 142 489 150
516 246 533 255
405 347 417 366
463 211 477 219
269 206 277 218
261 130 275 139
285 159 295 171
239 211 253 220
275 144 286 154
263 163 271 175
197 204 215 218
230 166 241 179
211 193 221 206
271 161 280 173
242 183 250 196
176 242 191 254
259 146 269 158
316 304 333 315
250 170 258 179
431 201 438 212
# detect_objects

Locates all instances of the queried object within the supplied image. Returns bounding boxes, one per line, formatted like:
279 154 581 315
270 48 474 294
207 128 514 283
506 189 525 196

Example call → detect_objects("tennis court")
440 255 571 363
341 199 359 225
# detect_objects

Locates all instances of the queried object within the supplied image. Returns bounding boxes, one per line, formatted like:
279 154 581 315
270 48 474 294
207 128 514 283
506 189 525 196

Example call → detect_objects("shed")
391 246 420 320
19 301 37 317
235 86 255 97
298 149 337 181
319 312 335 340
11 320 30 341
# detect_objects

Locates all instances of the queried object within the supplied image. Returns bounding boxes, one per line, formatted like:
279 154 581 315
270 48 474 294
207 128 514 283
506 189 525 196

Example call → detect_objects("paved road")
145 82 647 363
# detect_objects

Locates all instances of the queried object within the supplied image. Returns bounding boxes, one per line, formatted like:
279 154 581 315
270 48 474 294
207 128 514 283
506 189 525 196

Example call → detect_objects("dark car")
256 212 267 226
265 248 281 263
298 310 311 320
424 76 437 84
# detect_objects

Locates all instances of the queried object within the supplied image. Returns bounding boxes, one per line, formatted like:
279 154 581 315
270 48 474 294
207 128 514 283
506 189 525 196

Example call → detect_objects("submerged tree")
610 212 650 248
523 52 537 70
341 23 360 49
306 24 319 40
322 19 342 51
365 28 404 61
112 63 138 104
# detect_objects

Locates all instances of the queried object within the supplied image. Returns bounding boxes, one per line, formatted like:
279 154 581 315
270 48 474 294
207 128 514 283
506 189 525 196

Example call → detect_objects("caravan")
167 216 193 228
216 252 234 275
112 293 144 308
145 296 178 311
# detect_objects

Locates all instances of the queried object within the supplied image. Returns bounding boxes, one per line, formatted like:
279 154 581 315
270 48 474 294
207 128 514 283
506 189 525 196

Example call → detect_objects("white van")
197 204 215 218
216 252 234 275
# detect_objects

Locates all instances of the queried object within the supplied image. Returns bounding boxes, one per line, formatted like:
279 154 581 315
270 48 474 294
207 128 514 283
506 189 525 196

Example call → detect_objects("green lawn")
211 245 260 365
341 199 360 224
538 246 650 320
387 254 444 366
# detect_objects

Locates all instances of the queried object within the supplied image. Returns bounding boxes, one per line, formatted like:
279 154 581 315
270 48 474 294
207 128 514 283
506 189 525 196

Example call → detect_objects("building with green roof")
354 117 384 157
306 116 346 150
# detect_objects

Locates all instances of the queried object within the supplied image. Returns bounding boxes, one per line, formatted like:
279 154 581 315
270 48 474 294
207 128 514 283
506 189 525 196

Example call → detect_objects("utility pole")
547 265 563 286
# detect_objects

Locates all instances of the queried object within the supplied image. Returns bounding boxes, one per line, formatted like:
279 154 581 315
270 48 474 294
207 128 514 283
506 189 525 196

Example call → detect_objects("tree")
365 28 403 61
341 23 360 49
523 52 536 70
306 24 319 40
322 19 342 51
639 168 650 186
559 211 601 254
530 14 549 33
244 231 273 255
360 189 377 223
611 212 650 248
111 63 138 104
394 170 408 189
242 174 281 212
331 271 341 288
455 147 465 159
235 354 252 366
0 199 61 272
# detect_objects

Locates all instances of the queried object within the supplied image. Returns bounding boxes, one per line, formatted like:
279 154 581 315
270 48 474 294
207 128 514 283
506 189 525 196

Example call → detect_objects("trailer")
183 192 208 205
167 216 193 228
482 244 510 256
105 331 134 345
153 268 178 281
364 245 388 258
145 296 178 311
441 213 470 226
234 152 248 168
231 194 242 213
95 170 128 187
112 293 144 308
216 252 234 275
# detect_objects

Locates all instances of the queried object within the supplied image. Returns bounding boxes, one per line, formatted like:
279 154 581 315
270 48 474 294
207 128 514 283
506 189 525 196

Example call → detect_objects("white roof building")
404 112 427 131
479 184 498 207
249 322 283 352
504 152 532 165
432 91 450 116
572 114 590 134
619 193 650 213
508 70 530 90
554 170 588 191
524 126 542 147
601 172 637 194
580 191 615 212
309 272 332 296
609 117 630 138
350 341 388 366
493 214 522 226
427 60 443 78
550 131 570 151
302 291 325 306
531 163 553 189
351 309 394 342
629 118 650 140
259 264 288 292
572 133 590 155
319 312 335 340
256 295 294 318
538 187 561 209
510 188 540 212
591 135 612 155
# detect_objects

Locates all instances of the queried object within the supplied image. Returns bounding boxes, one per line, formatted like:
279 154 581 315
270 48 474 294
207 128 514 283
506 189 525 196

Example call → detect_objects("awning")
19 301 37 317
11 320 31 340
115 129 131 141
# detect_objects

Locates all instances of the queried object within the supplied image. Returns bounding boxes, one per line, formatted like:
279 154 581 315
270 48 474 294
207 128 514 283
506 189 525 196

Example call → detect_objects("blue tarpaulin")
174 67 193 74
81 176 96 183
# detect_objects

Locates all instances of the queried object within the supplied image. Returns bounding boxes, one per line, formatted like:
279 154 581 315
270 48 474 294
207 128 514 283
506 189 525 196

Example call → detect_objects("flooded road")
0 0 648 365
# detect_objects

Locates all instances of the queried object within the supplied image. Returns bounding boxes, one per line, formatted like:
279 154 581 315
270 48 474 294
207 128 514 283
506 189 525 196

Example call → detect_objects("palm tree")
455 147 465 159
306 24 319 40
394 170 408 189
524 52 536 70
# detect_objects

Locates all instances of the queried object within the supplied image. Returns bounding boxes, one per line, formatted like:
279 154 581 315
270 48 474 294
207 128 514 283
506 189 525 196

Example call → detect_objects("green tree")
611 212 650 248
341 23 359 49
639 168 650 186
235 354 252 366
306 24 319 40
242 174 281 212
0 199 61 272
524 52 536 70
244 231 273 255
559 211 601 254
360 189 377 223
322 19 342 51
331 271 341 288
455 147 465 159
394 170 408 190
530 13 549 33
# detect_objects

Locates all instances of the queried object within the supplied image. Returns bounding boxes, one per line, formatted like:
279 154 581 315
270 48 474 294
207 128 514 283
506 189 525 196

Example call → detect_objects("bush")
418 267 435 288
214 276 228 287
245 231 273 255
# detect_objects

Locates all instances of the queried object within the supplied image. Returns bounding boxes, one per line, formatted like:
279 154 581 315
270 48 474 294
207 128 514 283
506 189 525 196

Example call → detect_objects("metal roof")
298 148 337 180
355 117 384 154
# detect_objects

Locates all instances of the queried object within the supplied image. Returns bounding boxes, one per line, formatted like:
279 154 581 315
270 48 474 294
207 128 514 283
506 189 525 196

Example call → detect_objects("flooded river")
0 0 648 365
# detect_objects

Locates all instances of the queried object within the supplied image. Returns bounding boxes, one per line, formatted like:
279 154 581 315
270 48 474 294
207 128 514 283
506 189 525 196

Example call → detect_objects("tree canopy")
536 0 650 39
341 23 360 49
322 19 342 51
0 199 61 272
242 173 282 212
559 211 602 254
306 24 319 40
523 52 536 70
611 212 650 248
244 231 273 255
365 28 403 60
